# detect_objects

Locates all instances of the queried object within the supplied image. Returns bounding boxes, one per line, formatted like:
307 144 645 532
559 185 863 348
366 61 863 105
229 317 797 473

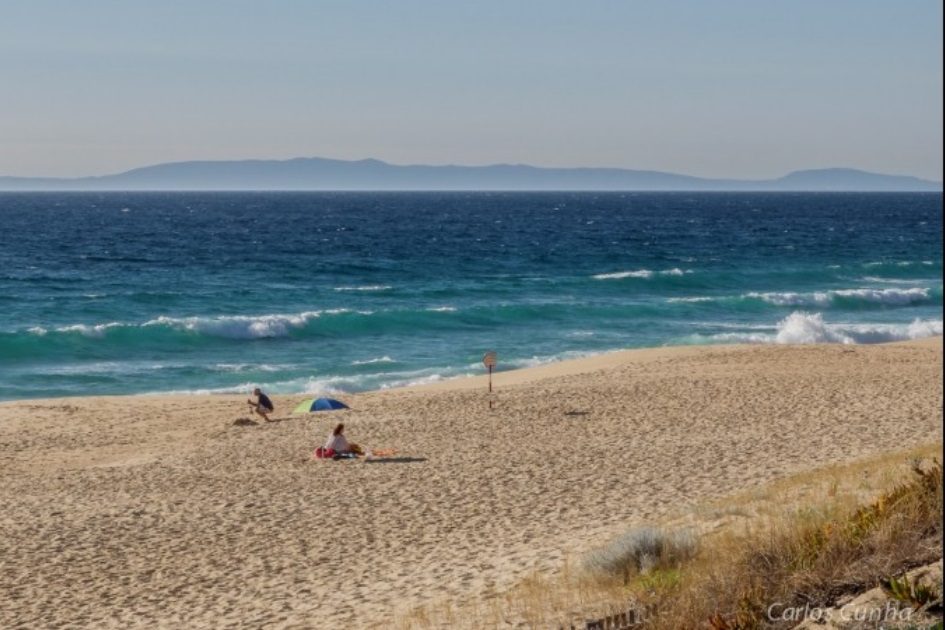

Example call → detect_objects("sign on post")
482 351 497 409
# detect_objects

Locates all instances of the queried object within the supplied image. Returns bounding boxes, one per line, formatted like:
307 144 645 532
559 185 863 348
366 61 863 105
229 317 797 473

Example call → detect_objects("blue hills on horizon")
0 157 940 191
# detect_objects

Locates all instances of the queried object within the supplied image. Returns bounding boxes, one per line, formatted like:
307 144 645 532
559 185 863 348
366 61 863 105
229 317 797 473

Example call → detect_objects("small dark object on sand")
564 410 590 417
232 417 258 427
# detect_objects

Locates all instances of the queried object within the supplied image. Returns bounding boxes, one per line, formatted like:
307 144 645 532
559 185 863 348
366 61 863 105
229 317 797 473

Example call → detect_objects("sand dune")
1 339 941 628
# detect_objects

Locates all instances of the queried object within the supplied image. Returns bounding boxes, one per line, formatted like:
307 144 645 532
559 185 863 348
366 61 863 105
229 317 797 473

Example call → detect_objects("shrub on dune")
582 526 698 582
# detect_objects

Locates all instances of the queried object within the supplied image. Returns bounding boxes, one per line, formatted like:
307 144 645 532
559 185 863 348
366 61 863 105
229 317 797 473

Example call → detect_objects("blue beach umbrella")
293 397 350 413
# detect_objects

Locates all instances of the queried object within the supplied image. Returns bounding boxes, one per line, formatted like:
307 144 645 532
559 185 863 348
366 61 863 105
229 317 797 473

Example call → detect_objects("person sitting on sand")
319 423 397 460
247 388 275 422
324 423 363 456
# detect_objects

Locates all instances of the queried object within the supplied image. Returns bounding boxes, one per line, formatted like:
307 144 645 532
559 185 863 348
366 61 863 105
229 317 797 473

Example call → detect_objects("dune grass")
637 458 942 629
388 443 942 629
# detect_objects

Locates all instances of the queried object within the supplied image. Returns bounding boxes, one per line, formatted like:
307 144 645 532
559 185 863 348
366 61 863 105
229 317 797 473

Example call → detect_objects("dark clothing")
257 393 274 411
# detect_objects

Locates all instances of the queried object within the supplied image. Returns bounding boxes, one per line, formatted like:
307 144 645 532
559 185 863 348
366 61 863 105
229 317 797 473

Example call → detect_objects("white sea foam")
403 374 447 387
351 356 395 366
703 312 943 345
862 260 936 268
860 276 927 285
295 376 359 395
773 312 853 344
833 287 934 304
150 382 261 396
143 310 342 339
213 363 285 373
593 270 653 280
746 291 833 307
696 331 774 344
23 309 368 340
55 322 124 337
667 296 716 303
34 361 184 376
670 286 938 307
504 349 614 369
333 285 392 292
159 368 467 396
695 321 777 331
593 268 691 280
747 287 933 307
378 370 468 390
152 374 356 396
426 306 458 312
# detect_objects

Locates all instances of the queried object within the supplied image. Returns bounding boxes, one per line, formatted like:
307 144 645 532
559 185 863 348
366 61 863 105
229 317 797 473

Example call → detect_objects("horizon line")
1 189 942 195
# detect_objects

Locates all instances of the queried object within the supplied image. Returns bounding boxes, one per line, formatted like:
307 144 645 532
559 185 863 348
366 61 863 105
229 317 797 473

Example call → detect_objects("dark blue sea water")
1 192 941 400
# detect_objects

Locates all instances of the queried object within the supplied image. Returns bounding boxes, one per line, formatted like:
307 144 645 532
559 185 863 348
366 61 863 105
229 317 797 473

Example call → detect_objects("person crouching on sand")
325 423 363 456
247 387 275 422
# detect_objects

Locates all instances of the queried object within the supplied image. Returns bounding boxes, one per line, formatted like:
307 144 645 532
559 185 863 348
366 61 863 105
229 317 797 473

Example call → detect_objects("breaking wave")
144 311 339 339
747 287 936 307
693 312 942 345
669 286 941 310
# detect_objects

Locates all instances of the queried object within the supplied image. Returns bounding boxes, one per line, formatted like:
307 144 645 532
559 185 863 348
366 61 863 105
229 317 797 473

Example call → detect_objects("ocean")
0 191 941 401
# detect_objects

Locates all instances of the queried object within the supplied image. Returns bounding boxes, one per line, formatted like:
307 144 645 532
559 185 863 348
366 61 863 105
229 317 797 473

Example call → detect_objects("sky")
1 1 942 180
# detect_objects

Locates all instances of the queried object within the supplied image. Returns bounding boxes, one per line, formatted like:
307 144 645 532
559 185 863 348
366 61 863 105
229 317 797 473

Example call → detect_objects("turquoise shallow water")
0 192 941 400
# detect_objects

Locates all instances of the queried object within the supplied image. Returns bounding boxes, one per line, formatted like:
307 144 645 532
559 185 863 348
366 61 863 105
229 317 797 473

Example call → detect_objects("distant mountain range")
0 157 940 191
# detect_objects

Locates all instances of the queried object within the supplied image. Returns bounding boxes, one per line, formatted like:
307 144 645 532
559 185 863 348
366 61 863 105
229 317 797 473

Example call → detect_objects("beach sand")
1 339 941 628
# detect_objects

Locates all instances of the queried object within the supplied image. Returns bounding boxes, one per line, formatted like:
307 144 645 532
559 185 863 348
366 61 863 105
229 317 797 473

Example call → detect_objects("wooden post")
488 364 493 409
482 351 497 411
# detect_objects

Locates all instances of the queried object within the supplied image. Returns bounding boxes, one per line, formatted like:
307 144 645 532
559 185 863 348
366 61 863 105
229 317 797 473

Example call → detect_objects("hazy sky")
2 1 942 179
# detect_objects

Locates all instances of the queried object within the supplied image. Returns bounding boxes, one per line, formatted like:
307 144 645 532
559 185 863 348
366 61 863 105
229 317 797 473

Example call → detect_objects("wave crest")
748 287 934 307
143 311 335 339
593 268 691 280
333 285 392 292
351 356 395 366
701 312 943 345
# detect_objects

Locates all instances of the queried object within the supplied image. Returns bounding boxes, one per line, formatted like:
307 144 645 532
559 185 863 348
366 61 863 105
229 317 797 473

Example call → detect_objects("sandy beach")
1 339 941 628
